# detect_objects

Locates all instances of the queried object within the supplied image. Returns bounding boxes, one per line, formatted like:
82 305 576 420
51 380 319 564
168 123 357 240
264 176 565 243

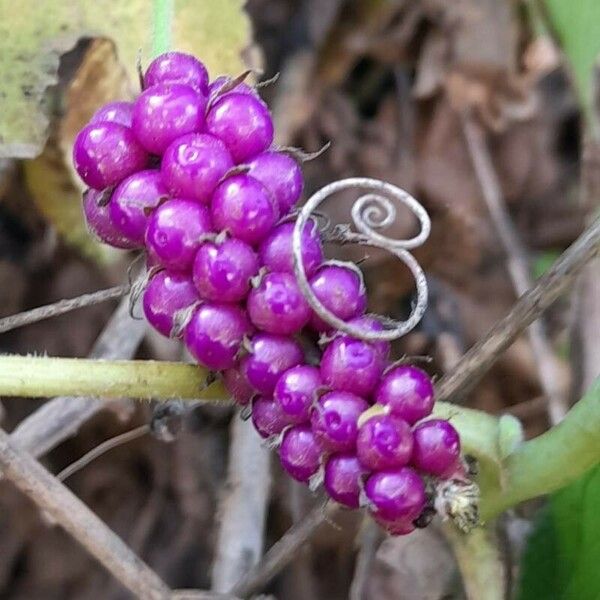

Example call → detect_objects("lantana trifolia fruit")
73 50 478 537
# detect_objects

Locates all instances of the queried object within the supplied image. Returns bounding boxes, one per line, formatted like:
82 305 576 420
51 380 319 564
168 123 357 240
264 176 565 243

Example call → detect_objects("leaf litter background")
0 0 596 598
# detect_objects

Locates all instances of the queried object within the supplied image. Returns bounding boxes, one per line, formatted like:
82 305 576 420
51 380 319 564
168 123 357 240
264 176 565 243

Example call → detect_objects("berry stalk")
152 0 174 58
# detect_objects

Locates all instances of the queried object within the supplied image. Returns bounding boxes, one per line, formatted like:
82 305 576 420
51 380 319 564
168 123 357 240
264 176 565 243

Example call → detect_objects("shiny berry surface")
356 414 413 471
206 93 274 162
279 425 321 483
144 52 209 93
161 133 233 203
90 101 134 127
193 237 258 302
310 390 369 453
83 189 138 249
211 175 279 246
273 365 321 424
251 395 291 439
132 83 206 155
247 272 311 335
142 271 199 338
324 454 366 509
411 419 461 477
73 122 147 190
374 366 434 425
184 303 251 370
109 170 167 245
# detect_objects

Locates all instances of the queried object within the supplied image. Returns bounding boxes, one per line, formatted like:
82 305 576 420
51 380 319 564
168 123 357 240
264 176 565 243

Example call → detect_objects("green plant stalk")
152 0 173 58
0 355 598 520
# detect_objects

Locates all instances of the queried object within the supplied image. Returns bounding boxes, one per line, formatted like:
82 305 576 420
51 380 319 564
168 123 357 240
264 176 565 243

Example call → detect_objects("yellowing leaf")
0 0 253 158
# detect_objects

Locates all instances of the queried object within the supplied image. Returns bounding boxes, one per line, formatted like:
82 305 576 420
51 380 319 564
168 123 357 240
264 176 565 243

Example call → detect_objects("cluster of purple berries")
74 51 469 536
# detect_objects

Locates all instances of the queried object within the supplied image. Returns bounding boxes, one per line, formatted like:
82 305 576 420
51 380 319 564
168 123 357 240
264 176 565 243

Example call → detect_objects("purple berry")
364 467 426 522
144 52 209 94
208 75 258 99
273 365 321 424
247 151 303 214
258 220 323 278
248 272 311 335
90 101 134 127
242 333 304 395
161 133 233 203
309 263 367 332
109 170 167 245
211 175 279 246
251 395 291 439
311 391 369 453
82 190 138 249
411 419 461 477
223 366 255 406
346 315 391 361
184 303 251 370
279 425 321 483
145 199 212 272
132 83 206 155
193 237 258 302
206 93 274 163
142 271 199 337
356 414 413 471
320 336 384 397
374 366 434 425
373 514 416 536
324 454 367 508
73 122 147 190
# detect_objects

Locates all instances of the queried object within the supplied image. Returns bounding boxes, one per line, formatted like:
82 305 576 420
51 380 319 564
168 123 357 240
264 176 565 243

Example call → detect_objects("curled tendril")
293 178 431 341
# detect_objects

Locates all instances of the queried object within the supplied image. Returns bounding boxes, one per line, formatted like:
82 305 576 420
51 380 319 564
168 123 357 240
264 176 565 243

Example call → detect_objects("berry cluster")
74 51 474 536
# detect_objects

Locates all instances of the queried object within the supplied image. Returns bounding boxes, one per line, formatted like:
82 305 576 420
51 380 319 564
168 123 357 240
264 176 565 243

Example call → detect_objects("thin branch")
230 501 339 598
8 297 146 459
211 416 271 592
0 284 129 334
57 425 149 482
349 519 383 600
435 215 600 404
461 115 568 424
0 427 170 599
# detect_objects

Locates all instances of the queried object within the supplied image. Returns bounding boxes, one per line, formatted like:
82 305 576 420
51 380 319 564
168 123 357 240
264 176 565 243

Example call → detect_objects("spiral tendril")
292 178 431 341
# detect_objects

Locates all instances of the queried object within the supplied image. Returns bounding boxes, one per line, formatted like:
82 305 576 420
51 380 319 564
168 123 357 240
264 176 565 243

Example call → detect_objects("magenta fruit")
144 51 209 94
142 271 199 338
193 237 259 302
411 419 461 477
356 414 413 471
324 454 366 509
251 395 292 439
145 198 212 272
109 170 168 245
279 424 321 483
374 365 434 425
73 122 147 190
184 303 251 370
90 101 134 128
247 271 311 335
311 390 369 453
258 220 323 278
273 365 321 424
247 151 303 214
241 333 304 395
211 174 279 246
161 133 233 203
132 83 206 155
223 366 254 406
206 93 274 163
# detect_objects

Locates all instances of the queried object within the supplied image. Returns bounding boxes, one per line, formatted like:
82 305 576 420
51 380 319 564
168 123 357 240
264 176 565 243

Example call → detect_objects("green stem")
152 0 173 58
0 354 598 521
0 355 225 401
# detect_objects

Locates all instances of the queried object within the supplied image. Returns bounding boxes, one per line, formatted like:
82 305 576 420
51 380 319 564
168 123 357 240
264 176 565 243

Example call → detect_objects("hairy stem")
0 355 225 401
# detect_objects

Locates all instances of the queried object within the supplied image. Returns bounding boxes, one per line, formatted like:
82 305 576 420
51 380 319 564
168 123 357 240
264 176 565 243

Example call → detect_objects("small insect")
434 478 481 534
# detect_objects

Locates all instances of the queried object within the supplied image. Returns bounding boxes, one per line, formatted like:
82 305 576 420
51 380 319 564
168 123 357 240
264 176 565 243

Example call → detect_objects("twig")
435 215 600 404
0 427 170 599
230 501 339 598
461 115 568 424
349 519 383 600
211 417 271 592
0 284 129 334
8 297 146 459
57 425 149 481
